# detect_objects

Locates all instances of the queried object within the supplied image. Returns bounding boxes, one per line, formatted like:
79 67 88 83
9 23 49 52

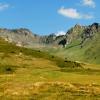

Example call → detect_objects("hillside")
0 37 100 99
46 23 100 64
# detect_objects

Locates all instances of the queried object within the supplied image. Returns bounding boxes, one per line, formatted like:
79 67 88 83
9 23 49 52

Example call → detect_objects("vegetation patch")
60 68 100 75
0 64 18 74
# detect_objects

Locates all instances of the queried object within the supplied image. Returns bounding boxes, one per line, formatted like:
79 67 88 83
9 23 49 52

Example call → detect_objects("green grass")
0 38 82 69
0 38 100 100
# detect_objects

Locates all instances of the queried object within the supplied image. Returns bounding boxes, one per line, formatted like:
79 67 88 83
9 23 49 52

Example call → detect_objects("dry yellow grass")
0 38 100 99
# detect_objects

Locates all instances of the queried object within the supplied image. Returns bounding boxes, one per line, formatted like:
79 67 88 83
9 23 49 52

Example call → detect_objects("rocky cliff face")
0 28 40 47
41 24 86 46
52 23 100 47
80 23 100 46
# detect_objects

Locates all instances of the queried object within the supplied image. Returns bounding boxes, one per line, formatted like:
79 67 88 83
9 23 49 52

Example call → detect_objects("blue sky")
0 0 100 35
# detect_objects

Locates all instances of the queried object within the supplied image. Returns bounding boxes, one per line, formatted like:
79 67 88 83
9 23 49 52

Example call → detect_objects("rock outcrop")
0 28 40 47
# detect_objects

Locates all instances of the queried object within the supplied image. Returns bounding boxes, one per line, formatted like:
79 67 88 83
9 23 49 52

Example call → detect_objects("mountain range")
0 23 100 64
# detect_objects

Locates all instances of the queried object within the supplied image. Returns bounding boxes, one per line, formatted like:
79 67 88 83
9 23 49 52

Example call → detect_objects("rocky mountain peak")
74 24 82 28
90 23 100 32
11 28 33 36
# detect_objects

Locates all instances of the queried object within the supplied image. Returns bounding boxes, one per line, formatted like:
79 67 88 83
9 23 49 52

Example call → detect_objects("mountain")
0 23 99 64
45 23 99 46
66 23 99 45
0 28 41 47
49 23 100 64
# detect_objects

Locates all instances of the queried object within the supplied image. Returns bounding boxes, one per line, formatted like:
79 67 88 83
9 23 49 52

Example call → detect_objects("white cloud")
58 7 93 19
55 31 66 36
58 7 81 19
83 0 95 8
0 3 10 11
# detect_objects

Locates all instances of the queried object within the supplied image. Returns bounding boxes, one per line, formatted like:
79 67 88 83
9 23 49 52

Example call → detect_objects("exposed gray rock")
0 28 40 47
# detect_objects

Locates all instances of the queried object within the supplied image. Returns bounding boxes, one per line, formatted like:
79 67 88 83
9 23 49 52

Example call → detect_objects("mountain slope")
46 23 100 64
0 37 83 74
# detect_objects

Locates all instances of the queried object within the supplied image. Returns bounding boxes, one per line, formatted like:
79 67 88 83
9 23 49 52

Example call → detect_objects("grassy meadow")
0 38 100 100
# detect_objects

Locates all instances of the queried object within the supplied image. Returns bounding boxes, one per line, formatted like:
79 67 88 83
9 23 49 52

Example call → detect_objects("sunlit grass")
0 38 100 99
